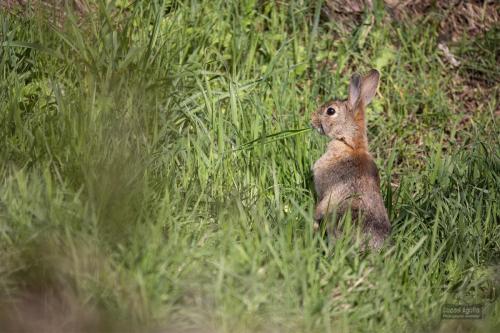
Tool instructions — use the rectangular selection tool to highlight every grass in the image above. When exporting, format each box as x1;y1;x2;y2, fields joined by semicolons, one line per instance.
0;1;499;332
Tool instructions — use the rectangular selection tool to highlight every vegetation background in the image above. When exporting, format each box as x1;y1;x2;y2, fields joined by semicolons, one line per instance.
0;0;498;332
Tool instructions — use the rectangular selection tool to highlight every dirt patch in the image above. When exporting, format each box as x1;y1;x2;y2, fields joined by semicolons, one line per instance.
323;0;499;41
1;0;92;27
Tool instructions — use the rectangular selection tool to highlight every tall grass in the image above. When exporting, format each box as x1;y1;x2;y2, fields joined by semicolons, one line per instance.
0;1;498;332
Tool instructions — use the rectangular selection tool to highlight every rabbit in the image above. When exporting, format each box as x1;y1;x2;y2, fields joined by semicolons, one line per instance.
310;69;390;250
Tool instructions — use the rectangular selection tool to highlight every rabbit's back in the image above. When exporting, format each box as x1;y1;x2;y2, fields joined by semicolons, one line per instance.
313;151;390;243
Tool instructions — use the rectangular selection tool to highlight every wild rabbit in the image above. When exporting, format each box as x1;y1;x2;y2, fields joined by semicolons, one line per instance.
311;69;390;250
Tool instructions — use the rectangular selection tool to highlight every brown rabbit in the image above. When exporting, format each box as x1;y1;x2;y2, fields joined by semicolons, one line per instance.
311;69;390;249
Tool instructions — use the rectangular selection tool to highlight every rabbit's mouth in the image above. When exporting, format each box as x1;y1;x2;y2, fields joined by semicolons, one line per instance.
310;120;324;135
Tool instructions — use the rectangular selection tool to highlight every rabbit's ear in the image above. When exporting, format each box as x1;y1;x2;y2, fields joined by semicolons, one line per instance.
348;73;362;109
360;69;380;107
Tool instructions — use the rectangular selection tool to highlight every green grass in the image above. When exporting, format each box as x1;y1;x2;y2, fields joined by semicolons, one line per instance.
0;1;499;332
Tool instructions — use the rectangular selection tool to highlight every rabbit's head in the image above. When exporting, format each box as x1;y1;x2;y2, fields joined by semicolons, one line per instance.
311;69;380;143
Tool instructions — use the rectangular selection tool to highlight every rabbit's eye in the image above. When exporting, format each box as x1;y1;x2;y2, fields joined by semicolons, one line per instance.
326;107;336;116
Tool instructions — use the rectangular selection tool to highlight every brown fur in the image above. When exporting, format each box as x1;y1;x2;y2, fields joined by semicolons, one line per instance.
311;69;390;250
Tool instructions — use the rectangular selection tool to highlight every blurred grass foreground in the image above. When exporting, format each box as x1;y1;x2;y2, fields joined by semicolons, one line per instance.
0;1;499;332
